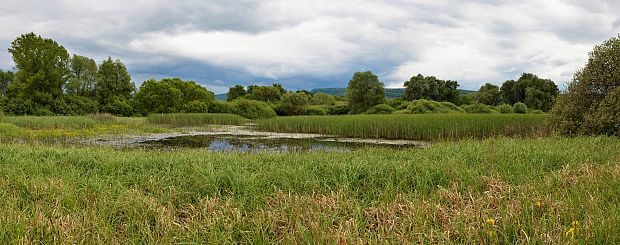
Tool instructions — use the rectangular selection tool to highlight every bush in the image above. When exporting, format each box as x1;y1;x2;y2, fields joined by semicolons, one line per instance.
305;105;327;115
0;123;22;138
4;97;37;115
229;99;277;119
182;100;209;113
528;109;544;114
327;102;350;115
365;104;396;114
513;102;528;114
101;96;135;116
461;103;496;114
64;95;99;115
407;99;463;114
208;101;233;114
496;104;513;114
549;35;620;136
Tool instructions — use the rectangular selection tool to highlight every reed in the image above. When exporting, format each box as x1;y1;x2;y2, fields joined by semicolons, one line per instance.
147;113;248;127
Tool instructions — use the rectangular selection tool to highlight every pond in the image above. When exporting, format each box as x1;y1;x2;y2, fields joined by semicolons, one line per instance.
138;134;417;153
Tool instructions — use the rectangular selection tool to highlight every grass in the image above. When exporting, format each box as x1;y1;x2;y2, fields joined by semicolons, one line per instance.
147;113;249;127
256;114;548;140
0;137;620;243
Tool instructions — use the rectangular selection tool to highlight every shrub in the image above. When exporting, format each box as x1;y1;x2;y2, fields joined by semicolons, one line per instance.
101;96;135;116
365;104;396;114
280;92;309;116
0;123;22;138
327;102;350;115
64;95;99;115
182;100;209;113
461;103;496;114
4;97;37;115
229;99;277;119
305;105;327;115
496;104;513;114
407;99;463;114
208;101;233;114
549;35;620;136
513;102;528;114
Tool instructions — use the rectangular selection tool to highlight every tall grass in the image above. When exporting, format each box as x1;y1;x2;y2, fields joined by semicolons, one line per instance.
0;137;619;243
147;113;248;127
0;116;101;129
256;114;548;140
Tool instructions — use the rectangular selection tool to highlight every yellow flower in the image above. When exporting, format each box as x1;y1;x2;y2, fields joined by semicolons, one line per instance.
486;218;495;226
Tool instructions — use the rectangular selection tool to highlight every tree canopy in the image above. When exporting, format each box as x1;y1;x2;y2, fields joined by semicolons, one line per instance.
476;83;501;105
500;73;558;111
346;71;385;114
402;74;459;104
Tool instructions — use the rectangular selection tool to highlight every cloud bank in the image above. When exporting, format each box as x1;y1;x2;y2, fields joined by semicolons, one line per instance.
1;0;618;93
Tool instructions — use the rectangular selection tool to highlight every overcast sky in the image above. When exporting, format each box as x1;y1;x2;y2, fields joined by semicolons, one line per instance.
1;0;619;93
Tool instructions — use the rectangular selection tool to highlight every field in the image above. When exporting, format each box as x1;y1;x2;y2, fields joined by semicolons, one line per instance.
0;113;619;243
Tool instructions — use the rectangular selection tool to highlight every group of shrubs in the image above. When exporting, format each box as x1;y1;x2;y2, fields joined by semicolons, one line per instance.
373;99;537;115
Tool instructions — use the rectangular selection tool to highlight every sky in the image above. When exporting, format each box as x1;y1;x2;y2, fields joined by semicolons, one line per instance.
0;0;619;94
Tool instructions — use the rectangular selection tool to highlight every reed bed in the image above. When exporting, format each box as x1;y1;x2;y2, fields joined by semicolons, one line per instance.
0;137;619;243
147;113;248;127
256;114;548;140
0;115;101;129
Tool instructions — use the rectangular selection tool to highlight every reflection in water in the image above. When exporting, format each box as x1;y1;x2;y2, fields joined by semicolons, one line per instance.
140;135;406;153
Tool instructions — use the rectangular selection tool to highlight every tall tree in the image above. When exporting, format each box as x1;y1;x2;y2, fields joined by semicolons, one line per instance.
8;32;70;102
476;83;501;105
95;57;134;105
66;54;98;97
402;74;459;103
0;69;14;97
280;92;309;116
549;35;620;135
500;73;558;111
227;85;246;101
346;71;385;114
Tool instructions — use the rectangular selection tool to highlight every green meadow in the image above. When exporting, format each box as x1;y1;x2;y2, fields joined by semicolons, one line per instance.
0;113;619;243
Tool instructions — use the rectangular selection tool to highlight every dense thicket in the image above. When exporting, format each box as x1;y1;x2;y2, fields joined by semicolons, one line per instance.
402;74;460;104
549;35;620;136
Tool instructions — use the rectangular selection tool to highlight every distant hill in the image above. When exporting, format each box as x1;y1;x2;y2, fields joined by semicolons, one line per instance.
215;87;475;101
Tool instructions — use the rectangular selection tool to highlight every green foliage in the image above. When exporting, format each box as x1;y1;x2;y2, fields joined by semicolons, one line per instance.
4;97;37;115
476;83;501;105
229;99;277;119
304;105;328;115
245;85;283;102
496;104;513;114
402;74;460;104
0;116;99;129
365;104;396;114
310;93;336;105
406;99;463;114
95;57;134;106
500;73;558;111
327;102;350;115
135;79;182;114
65;55;98;98
208;100;234;114
513;102;528;114
0;69;14;97
182;101;209;113
8;33;69;101
147;113;247;127
280;92;309;116
256;114;547;141
101;96;134;116
461;103;496;114
346;71;385;114
227;85;246;101
549;35;620;136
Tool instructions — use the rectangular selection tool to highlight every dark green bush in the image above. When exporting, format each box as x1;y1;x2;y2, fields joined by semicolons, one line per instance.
229;99;277;119
305;105;328;115
182;100;209;113
101;96;135;116
208;101;233;114
327;102;350;115
461;103;496;114
496;104;513;114
365;104;396;114
513;102;528;114
407;99;463;114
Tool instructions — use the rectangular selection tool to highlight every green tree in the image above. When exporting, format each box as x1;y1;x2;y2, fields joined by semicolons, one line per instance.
500;73;558;111
346;71;385;114
0;69;14;97
95;57;134;106
280;92;309;116
476;83;501;105
549;35;620;135
310;92;336;105
8;33;70;102
227;85;246;101
402;74;459;103
245;85;282;102
66;55;98;97
134;79;181;114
